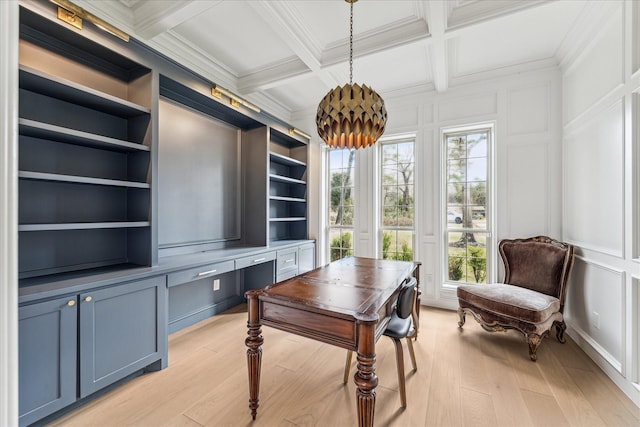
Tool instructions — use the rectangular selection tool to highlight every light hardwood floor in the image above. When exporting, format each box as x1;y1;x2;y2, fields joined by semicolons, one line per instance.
49;305;639;427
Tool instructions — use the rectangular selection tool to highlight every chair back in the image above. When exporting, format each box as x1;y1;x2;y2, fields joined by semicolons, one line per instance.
396;277;417;320
499;236;575;310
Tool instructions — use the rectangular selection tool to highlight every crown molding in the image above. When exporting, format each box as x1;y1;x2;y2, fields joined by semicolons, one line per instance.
147;30;237;89
237;57;311;93
447;0;548;31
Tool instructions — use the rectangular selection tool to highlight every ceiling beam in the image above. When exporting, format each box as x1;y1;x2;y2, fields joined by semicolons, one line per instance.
424;1;448;93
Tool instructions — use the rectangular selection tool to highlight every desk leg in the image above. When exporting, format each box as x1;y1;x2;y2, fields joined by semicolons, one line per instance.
245;291;263;420
354;321;377;427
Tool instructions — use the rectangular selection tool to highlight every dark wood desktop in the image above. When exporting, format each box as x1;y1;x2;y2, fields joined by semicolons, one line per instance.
245;256;419;427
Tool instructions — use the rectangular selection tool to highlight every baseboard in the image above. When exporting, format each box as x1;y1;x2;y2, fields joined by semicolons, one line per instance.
566;323;640;408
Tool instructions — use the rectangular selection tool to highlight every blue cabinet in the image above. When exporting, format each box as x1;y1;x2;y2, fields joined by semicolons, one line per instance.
79;277;167;397
19;277;167;426
19;296;77;427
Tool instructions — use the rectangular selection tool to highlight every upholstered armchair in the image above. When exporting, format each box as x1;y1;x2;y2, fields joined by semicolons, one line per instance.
457;236;575;361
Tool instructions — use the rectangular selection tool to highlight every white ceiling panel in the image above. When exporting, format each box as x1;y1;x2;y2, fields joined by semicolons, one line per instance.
452;1;585;77
345;41;432;93
74;0;591;122
171;1;296;77
290;0;421;48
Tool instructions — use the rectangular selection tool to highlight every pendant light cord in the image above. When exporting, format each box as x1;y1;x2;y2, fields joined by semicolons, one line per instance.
349;1;353;86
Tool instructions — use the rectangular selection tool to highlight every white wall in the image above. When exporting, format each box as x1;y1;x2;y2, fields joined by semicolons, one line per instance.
561;0;640;407
298;66;563;310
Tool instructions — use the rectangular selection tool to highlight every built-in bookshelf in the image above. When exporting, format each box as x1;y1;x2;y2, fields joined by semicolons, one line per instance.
18;54;152;281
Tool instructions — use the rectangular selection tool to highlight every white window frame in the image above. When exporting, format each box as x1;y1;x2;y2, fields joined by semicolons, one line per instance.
377;135;416;261
325;147;357;263
441;123;496;287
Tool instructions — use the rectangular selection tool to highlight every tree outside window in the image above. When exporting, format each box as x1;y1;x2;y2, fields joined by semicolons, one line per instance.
328;149;355;261
445;127;491;284
381;140;415;261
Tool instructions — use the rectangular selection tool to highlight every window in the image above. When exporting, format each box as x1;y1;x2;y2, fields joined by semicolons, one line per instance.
380;138;415;261
444;125;492;285
327;149;356;261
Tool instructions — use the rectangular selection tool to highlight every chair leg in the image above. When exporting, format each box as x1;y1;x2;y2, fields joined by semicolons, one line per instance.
343;350;353;384
406;337;417;372
526;333;542;362
457;307;466;327
391;337;407;408
555;321;567;343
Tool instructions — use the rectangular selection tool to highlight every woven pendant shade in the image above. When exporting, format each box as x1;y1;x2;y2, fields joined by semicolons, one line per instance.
316;83;387;149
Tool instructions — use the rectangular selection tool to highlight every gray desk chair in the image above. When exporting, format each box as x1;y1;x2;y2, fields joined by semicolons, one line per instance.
343;277;418;408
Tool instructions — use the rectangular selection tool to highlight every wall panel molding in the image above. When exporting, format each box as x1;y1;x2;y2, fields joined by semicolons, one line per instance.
505;142;550;237
567;256;625;374
564;99;625;257
563;3;624;125
507;83;550;135
632;276;639;389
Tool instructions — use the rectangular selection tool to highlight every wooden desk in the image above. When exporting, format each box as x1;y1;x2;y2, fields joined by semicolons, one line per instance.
245;256;418;427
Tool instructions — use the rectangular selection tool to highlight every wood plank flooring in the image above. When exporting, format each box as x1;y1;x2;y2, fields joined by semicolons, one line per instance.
48;305;639;427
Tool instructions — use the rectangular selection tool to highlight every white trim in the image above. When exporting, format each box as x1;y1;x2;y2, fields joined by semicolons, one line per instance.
440;122;496;288
0;1;19;425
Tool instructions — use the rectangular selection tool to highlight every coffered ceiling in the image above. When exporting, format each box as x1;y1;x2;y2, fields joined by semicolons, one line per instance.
70;0;593;123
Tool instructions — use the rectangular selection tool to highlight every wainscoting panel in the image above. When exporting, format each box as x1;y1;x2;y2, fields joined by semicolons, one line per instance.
567;256;625;373
507;84;550;135
564;100;624;257
563;3;624;123
505;143;550;238
438;92;497;122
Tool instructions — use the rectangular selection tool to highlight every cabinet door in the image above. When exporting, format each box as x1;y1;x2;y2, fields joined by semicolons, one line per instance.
298;243;316;274
79;276;166;397
19;297;77;427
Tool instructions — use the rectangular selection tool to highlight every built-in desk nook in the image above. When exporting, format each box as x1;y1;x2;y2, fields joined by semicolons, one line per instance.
16;2;314;426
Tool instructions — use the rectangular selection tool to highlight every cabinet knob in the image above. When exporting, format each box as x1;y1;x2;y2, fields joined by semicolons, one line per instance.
67;300;76;307
84;296;93;302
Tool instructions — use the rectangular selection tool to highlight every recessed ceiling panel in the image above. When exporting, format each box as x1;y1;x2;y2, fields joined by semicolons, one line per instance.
265;75;329;113
289;0;420;49
452;1;584;77
171;1;296;77
333;41;431;95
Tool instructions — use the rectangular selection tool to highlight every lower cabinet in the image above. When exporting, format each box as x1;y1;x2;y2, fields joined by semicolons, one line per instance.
298;242;315;275
276;247;299;281
79;277;167;397
19;296;77;427
276;242;316;282
19;276;167;426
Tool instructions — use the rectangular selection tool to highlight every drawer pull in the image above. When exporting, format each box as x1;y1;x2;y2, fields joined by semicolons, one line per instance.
284;259;294;263
197;269;217;277
253;258;266;263
67;300;76;307
84;296;92;303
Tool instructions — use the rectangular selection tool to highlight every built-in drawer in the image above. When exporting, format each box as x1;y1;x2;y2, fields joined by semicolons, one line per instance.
235;251;276;270
277;248;298;277
276;268;298;282
167;260;235;287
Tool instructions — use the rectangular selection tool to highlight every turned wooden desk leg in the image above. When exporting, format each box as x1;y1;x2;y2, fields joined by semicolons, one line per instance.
245;291;263;420
354;320;377;427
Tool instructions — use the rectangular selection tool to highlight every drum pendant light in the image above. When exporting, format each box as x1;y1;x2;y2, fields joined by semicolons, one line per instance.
315;0;387;150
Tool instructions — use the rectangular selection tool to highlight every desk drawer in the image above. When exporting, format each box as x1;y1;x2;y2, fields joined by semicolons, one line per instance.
235;251;276;270
167;260;235;287
277;248;298;275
